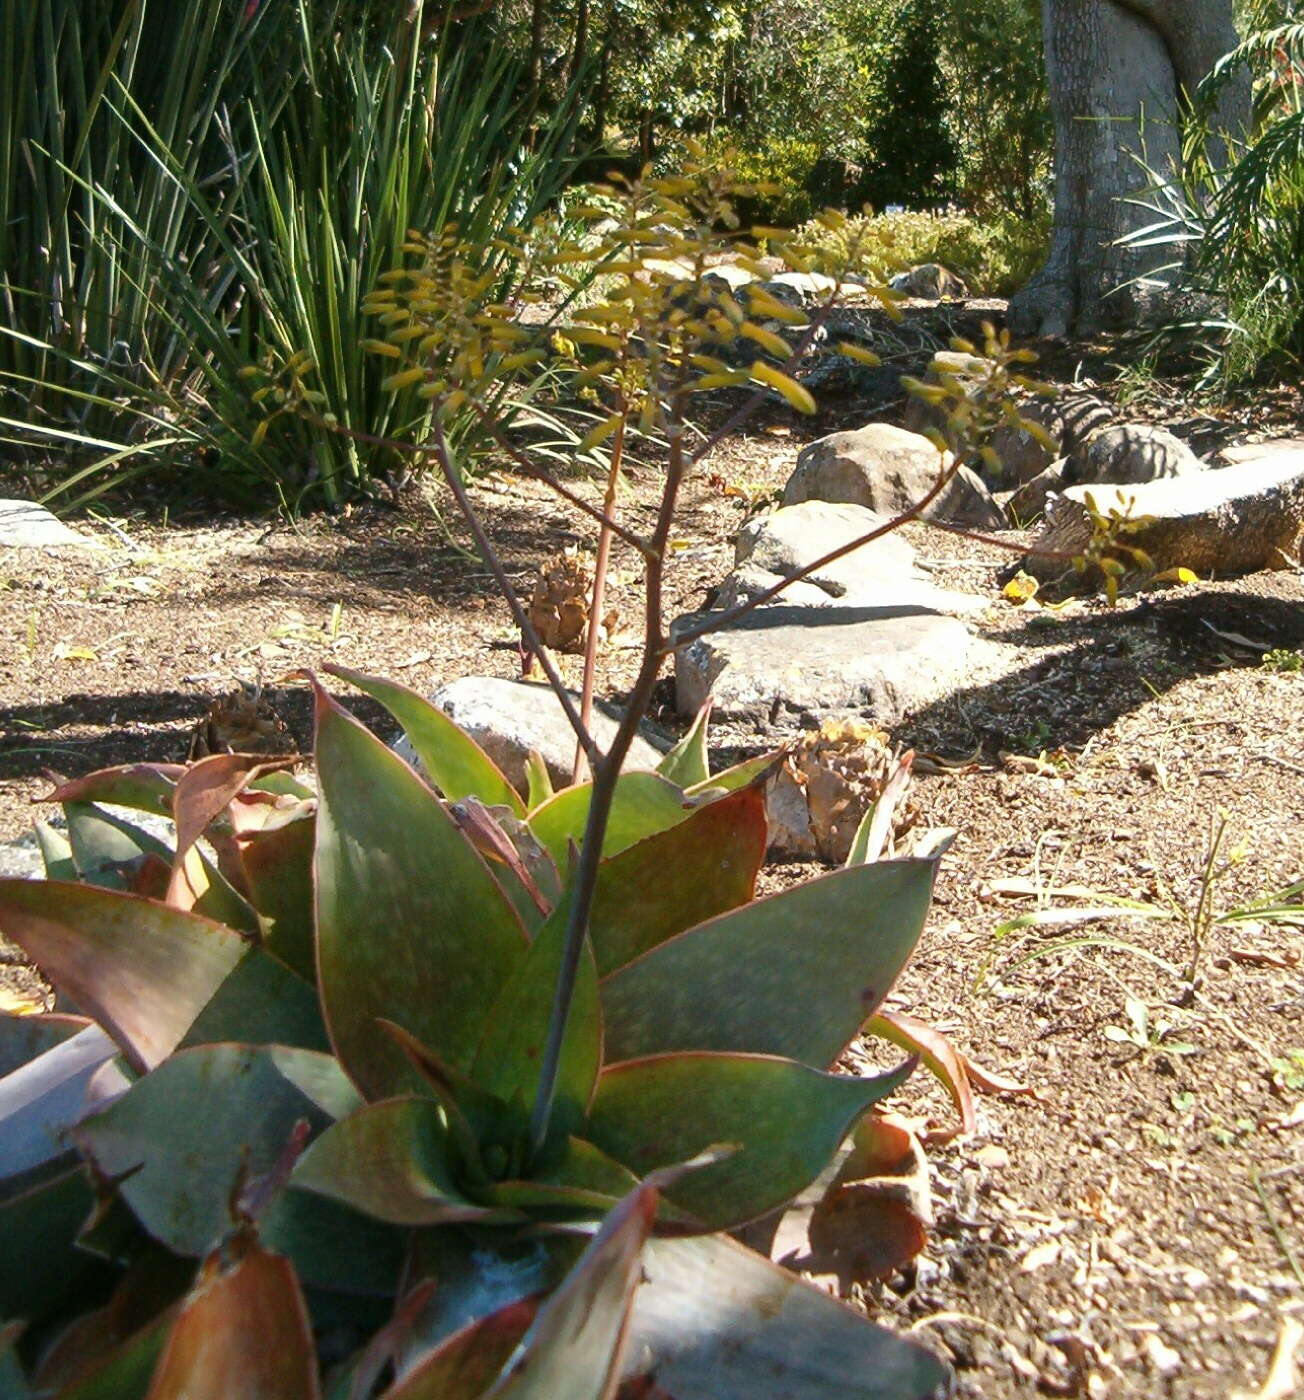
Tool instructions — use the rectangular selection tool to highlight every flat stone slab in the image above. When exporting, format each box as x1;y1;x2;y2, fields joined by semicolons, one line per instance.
713;562;988;617
735;501;918;596
673;604;998;725
1026;451;1304;581
0;500;96;549
396;676;669;793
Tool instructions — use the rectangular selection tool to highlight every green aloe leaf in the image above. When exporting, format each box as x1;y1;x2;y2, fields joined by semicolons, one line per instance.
586;1052;914;1230
587;784;767;976
325;664;525;817
380;1298;537;1400
470;903;602;1147
293;1097;516;1228
179;948;328;1055
42;764;186;819
528;772;693;867
65;803;174;890
312;682;528;1098
0;879;249;1073
525;750;553;811
234;808;317;982
656;699;712;788
77;1045;361;1259
147;1242;319;1400
600;859;936;1068
684;750;778;798
0;1168;108;1322
479;1180;659;1400
35;822;77;880
623;1232;951;1398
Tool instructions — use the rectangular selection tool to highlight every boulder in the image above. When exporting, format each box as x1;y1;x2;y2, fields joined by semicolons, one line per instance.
1023;451;1304;582
987;398;1062;487
735;501;917;597
888;263;968;300
1062;423;1202;487
1217;437;1304;467
395;677;668;793
673;603;1001;726
0;500;97;549
712;560;986;617
783;423;1007;529
1006;459;1066;524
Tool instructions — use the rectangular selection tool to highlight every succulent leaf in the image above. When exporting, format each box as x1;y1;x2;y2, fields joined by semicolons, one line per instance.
312;682;528;1098
326;664;525;817
293;1097;518;1228
528;772;692;866
599;859;936;1068
586;784;767;977
469;904;602;1151
623;1232;951;1398
146;1242;319;1400
0;879;254;1073
587;1052;915;1230
655;699;712;788
76;1044;361;1258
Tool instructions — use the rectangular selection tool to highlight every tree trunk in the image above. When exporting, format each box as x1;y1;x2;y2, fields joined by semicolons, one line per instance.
1010;0;1246;337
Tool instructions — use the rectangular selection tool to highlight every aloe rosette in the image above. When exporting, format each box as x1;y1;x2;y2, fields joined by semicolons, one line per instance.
0;667;949;1398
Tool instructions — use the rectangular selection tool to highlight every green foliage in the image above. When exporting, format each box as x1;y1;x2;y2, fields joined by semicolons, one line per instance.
860;0;958;209
0;675;946;1395
1262;646;1304;672
797;207;1050;296
0;0;575;510
1126;20;1304;386
941;0;1051;219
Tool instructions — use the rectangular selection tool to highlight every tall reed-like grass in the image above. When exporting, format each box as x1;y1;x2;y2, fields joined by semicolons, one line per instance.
1;0;577;510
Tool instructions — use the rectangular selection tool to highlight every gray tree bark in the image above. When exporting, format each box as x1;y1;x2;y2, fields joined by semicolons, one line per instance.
1009;0;1246;337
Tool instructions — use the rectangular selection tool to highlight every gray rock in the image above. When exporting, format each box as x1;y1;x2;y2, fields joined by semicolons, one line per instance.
988;398;1062;487
1217;437;1304;467
735;502;917;597
1024;451;1304;582
0;500;97;549
763;271;839;304
0;833;43;880
398;677;669;793
713;560;987;618
672;604;1000;725
1063;423;1203;487
888;263;968;300
783;423;1007;529
701;264;757;291
1007;459;1067;524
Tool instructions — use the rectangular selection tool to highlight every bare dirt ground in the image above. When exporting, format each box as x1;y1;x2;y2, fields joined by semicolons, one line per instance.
1;348;1302;1397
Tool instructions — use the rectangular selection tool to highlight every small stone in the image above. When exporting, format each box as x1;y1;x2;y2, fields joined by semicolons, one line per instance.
888;263;969;301
0;500;98;549
1143;1333;1181;1375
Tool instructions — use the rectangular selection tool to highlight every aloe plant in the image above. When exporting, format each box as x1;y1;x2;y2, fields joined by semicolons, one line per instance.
0;670;948;1396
